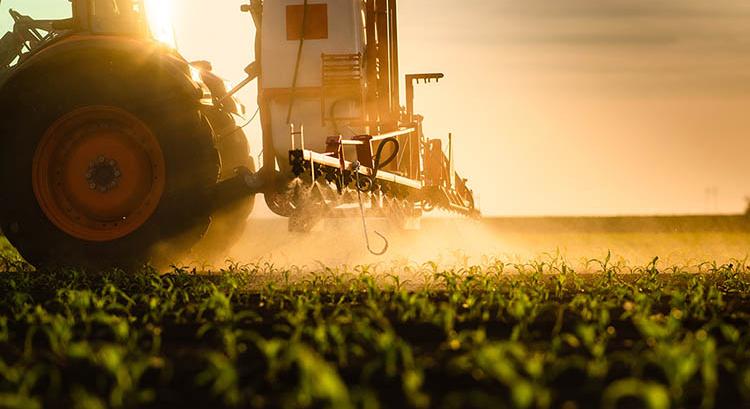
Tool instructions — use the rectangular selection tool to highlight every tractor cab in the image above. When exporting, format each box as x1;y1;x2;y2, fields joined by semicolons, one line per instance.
75;0;150;35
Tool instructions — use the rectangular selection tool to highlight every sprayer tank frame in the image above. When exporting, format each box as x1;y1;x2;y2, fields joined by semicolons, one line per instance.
252;0;405;173
245;0;478;218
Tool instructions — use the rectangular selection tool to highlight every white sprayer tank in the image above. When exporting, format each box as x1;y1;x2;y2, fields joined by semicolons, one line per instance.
261;0;366;170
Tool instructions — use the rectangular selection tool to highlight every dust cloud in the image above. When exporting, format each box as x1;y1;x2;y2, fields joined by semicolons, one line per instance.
225;216;500;268
185;210;750;274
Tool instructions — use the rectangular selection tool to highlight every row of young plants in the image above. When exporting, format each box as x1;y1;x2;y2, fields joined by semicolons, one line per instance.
1;257;750;408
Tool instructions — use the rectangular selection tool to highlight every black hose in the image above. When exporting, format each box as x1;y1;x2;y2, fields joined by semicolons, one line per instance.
286;0;309;124
370;137;400;188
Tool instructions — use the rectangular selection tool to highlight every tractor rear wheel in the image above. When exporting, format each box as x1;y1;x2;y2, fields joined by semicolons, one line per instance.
0;48;220;270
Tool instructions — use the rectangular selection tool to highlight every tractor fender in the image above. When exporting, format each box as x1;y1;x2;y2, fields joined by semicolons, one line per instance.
1;34;203;100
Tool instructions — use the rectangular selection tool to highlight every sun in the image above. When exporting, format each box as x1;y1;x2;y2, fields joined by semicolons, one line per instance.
144;0;176;48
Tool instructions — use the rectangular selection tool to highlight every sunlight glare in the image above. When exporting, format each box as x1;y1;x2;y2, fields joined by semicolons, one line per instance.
144;0;176;48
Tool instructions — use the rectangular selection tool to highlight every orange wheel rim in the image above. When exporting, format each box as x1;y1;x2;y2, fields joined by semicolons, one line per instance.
32;106;166;242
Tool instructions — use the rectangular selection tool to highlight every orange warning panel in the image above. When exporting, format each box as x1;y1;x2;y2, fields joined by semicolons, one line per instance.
286;4;328;40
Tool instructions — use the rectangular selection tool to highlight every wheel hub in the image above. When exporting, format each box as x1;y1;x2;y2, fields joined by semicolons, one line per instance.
32;106;166;242
86;155;122;193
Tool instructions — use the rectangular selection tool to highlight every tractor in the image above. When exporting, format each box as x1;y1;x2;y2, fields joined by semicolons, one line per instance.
0;0;477;269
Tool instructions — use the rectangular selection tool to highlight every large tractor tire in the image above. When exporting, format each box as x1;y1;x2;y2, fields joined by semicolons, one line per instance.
0;43;220;270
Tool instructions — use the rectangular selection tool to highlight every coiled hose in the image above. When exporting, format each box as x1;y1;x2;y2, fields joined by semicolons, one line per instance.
356;137;400;192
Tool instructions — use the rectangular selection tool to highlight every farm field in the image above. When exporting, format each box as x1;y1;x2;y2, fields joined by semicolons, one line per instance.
2;0;749;407
1;216;750;408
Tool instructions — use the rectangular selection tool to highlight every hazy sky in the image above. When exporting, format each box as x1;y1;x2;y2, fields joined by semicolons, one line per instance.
3;0;750;216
